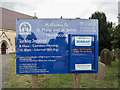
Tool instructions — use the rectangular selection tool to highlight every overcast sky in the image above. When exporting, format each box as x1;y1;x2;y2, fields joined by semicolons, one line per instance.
1;0;119;25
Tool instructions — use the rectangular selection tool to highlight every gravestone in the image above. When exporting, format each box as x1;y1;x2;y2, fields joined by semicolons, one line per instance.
115;48;120;60
110;50;113;61
110;50;115;61
100;48;112;66
91;62;105;80
118;49;120;60
113;56;116;61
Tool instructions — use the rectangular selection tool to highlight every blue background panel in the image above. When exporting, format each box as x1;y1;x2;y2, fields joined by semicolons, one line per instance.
16;19;98;74
69;34;98;73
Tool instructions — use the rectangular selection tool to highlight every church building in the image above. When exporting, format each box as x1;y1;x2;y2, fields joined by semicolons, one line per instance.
0;7;33;54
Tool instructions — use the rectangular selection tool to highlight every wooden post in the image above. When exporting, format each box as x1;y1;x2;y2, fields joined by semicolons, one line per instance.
32;74;38;88
74;74;81;88
32;14;38;89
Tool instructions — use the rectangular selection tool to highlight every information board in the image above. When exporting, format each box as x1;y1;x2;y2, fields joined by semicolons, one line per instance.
16;19;98;74
69;34;97;73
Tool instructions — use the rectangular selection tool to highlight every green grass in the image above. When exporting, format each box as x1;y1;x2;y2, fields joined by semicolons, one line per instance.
7;55;119;88
80;60;118;88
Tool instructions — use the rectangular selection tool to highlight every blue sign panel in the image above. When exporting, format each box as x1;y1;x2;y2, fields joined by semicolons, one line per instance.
16;19;98;74
69;34;98;73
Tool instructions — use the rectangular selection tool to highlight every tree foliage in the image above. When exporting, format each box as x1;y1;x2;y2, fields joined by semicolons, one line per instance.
89;11;112;53
112;25;120;49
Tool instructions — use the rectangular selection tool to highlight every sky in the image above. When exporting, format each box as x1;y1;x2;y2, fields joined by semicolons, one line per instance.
0;0;119;25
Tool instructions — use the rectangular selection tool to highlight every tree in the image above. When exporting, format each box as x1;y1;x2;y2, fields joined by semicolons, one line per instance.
118;14;120;24
112;25;120;49
89;11;112;54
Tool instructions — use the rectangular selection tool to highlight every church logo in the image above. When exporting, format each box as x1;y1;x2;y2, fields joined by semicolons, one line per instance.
19;22;32;35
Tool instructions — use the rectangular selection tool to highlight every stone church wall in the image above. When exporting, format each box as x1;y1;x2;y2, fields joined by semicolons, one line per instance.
0;29;16;54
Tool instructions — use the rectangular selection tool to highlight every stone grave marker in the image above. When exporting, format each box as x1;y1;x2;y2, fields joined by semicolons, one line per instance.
110;50;115;61
100;48;112;66
115;48;120;60
118;49;120;60
91;62;105;80
110;50;113;61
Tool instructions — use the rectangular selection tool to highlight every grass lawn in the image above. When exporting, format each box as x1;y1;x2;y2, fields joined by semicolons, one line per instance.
7;54;119;88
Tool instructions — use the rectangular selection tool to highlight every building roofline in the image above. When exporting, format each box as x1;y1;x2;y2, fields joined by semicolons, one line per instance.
0;7;33;18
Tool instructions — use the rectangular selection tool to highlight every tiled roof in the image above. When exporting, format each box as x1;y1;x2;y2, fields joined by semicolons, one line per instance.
0;7;33;30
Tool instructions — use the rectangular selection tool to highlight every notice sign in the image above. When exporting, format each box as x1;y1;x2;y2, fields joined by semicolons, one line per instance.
75;64;92;70
75;36;91;46
16;19;98;74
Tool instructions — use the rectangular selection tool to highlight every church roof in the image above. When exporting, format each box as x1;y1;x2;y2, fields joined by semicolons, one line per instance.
0;7;33;30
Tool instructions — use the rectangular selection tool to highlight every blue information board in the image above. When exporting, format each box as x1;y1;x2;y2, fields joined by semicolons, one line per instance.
16;19;98;74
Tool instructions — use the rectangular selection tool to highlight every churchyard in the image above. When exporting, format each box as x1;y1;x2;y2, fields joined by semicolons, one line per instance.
6;48;119;88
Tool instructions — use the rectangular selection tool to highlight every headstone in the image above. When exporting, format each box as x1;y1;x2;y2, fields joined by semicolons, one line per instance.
118;49;120;60
91;62;105;80
110;50;115;61
110;50;114;61
100;48;112;66
113;56;116;61
115;48;120;60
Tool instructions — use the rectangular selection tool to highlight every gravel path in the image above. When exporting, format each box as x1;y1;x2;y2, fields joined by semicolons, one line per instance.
1;54;13;88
